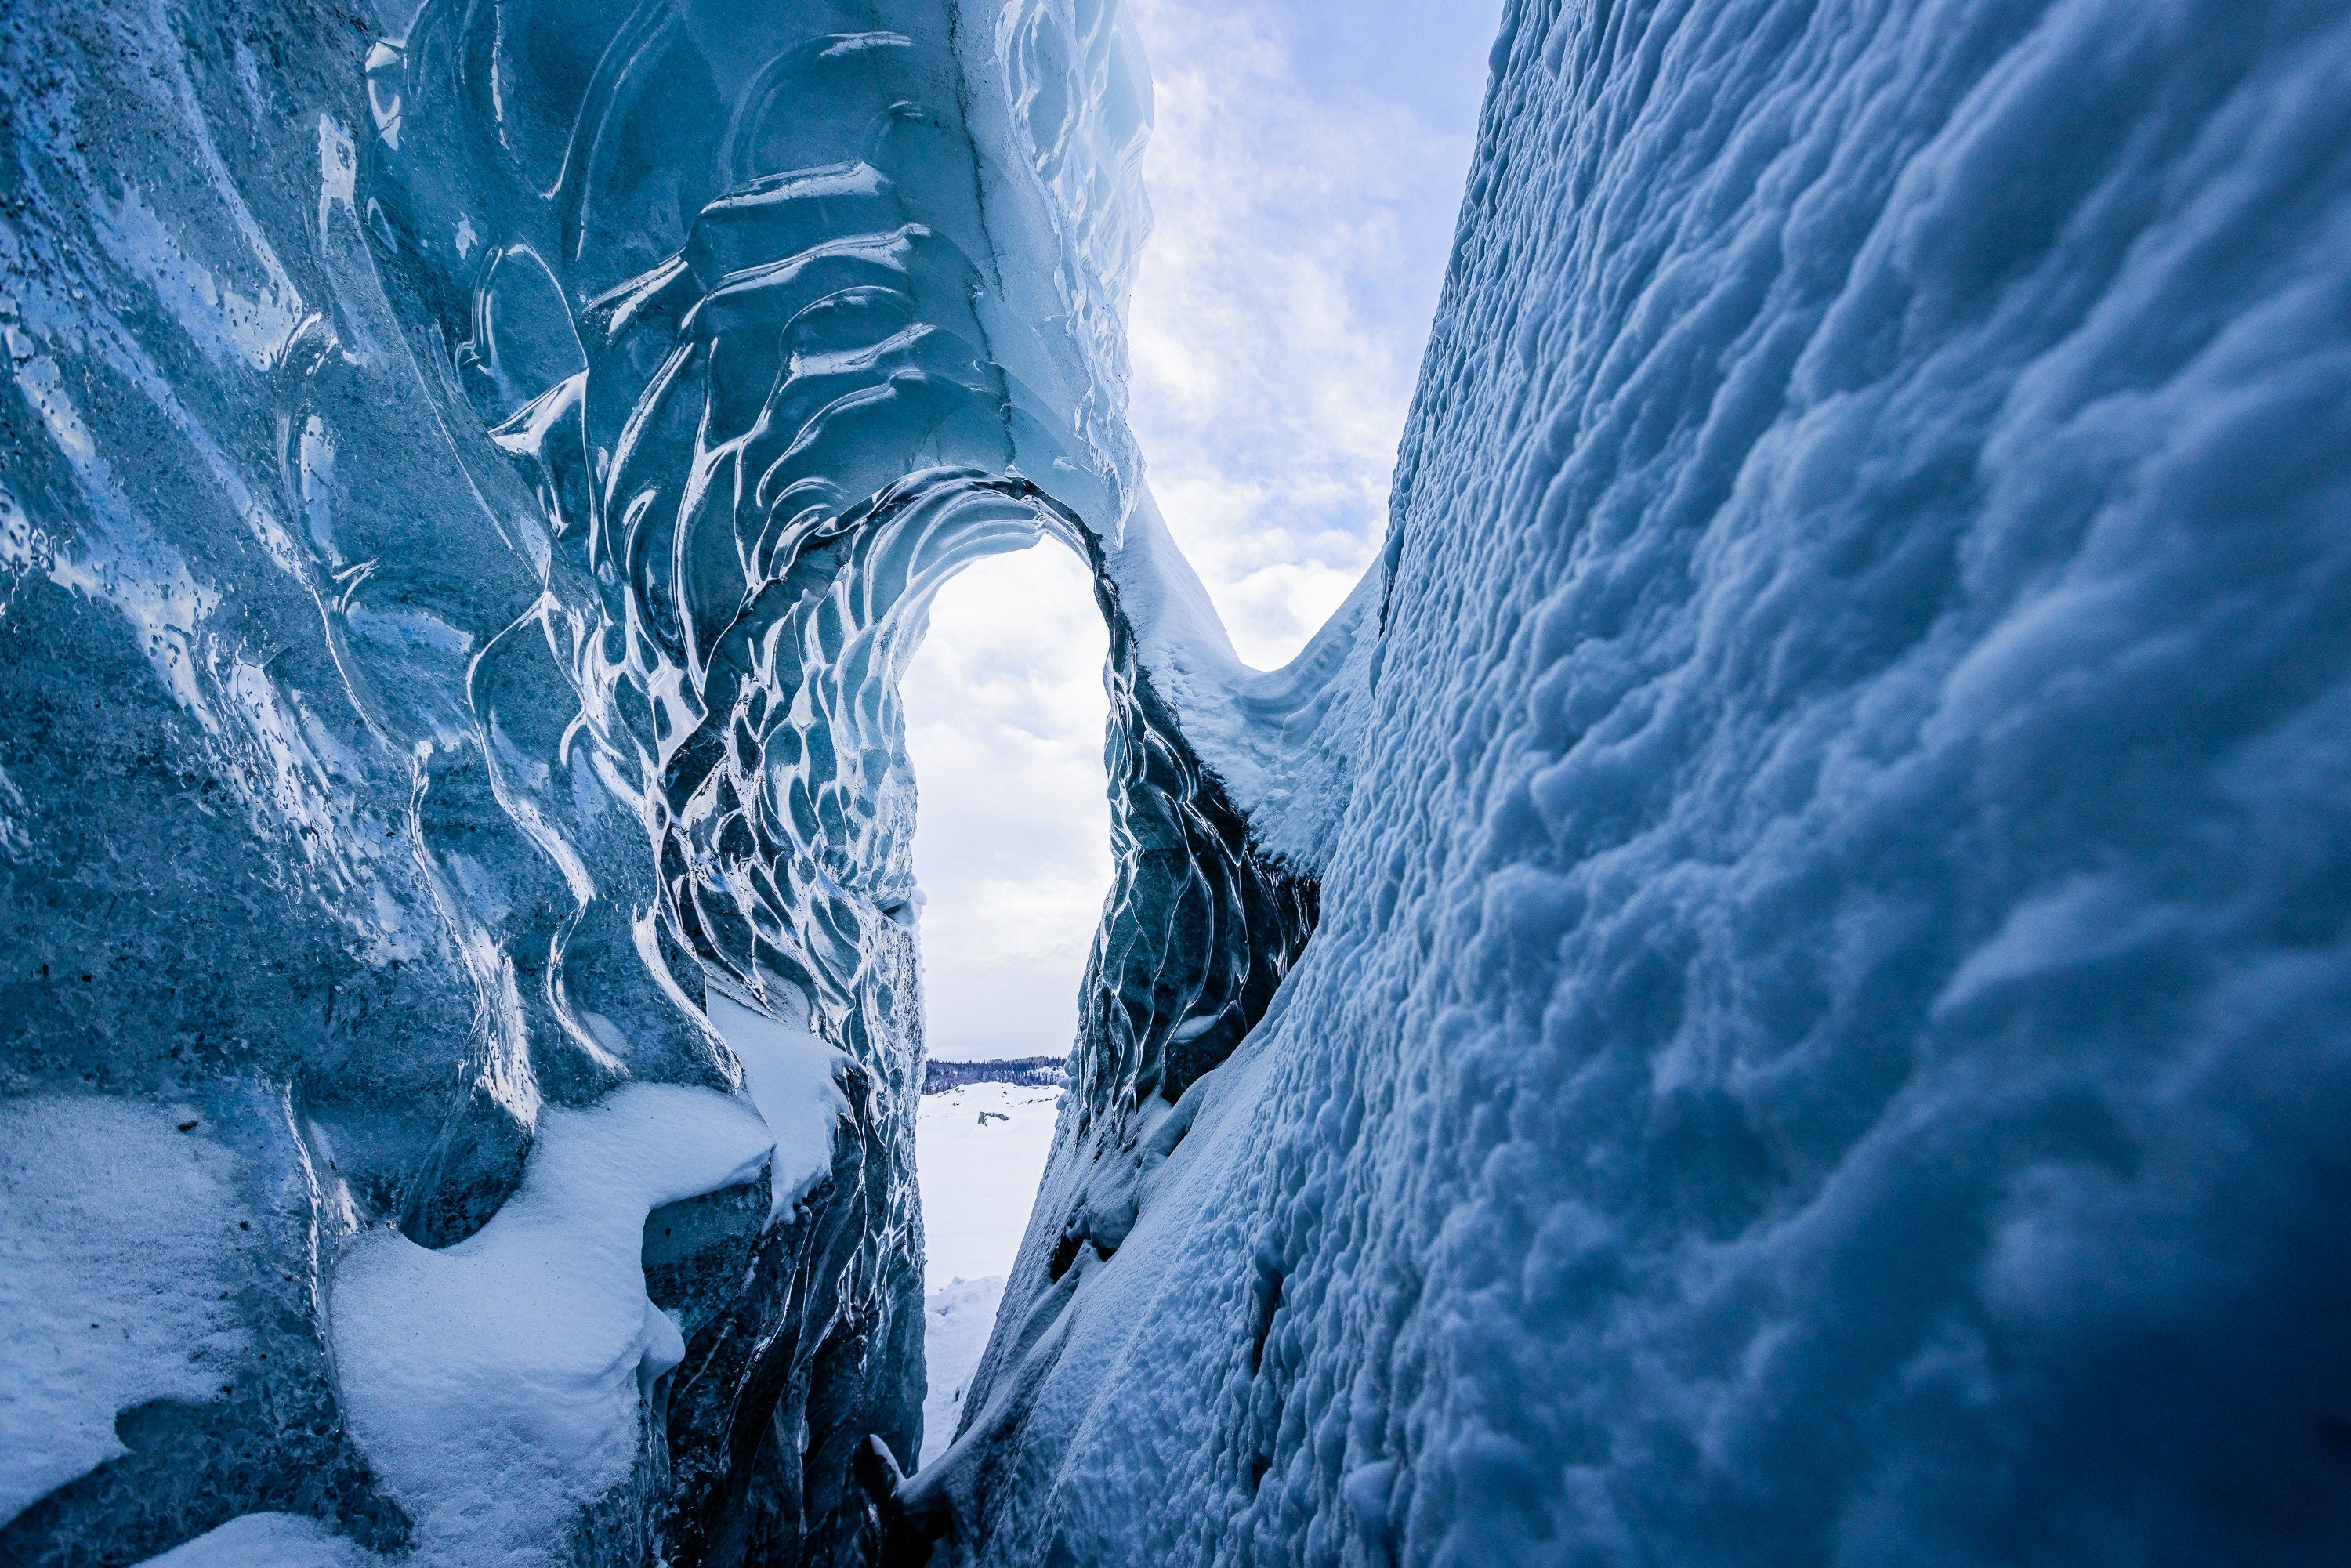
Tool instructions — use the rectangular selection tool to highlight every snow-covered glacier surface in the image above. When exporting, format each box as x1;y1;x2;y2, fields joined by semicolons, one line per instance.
920;2;2351;1565
6;0;2350;1565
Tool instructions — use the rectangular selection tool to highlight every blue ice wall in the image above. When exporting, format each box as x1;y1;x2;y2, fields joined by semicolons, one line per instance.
926;2;2351;1563
0;2;1280;1564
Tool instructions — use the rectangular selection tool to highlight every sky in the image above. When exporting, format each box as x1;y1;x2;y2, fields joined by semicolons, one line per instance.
902;0;1502;1061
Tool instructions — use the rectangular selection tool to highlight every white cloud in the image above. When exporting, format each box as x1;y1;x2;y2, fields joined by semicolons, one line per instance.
1124;0;1487;667
903;546;1111;1061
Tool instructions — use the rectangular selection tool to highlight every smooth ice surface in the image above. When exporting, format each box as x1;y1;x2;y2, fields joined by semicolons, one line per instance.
330;1086;771;1565
0;1099;248;1520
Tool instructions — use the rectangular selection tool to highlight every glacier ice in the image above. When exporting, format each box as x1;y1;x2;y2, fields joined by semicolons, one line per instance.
0;0;1311;1561
914;2;2351;1565
4;0;2350;1563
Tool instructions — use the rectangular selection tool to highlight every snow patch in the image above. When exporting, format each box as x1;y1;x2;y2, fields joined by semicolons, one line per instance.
919;1275;1006;1467
328;1085;771;1565
134;1512;381;1566
0;1097;249;1523
707;993;851;1219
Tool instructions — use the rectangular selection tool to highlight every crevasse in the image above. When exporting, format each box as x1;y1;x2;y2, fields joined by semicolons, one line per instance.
6;1;2351;1566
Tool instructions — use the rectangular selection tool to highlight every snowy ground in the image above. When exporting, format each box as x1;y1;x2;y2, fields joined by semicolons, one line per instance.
915;1081;1063;1465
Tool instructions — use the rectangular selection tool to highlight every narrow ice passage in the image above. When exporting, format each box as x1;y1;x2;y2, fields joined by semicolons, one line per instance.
897;545;1109;1465
6;1;2351;1565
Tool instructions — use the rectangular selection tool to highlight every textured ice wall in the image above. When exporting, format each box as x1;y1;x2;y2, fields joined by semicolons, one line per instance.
922;1;2351;1563
0;0;1324;1563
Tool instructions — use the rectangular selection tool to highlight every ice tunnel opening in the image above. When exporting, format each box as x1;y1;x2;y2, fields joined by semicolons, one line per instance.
897;541;1111;1466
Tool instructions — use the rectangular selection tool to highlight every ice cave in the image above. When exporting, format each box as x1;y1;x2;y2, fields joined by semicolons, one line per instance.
3;0;2349;1564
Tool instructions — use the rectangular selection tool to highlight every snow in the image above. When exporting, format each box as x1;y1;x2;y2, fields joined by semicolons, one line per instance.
134;1512;379;1567
918;1276;1007;1468
915;1081;1064;1462
706;993;850;1219
916;1082;1064;1291
0;1097;250;1523
328;1085;772;1566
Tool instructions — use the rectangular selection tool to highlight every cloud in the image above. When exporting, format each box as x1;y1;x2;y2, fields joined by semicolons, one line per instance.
1124;0;1491;667
903;546;1111;1060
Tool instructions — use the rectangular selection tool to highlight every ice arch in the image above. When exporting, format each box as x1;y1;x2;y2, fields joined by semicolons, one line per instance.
352;0;1327;1560
0;0;1341;1563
